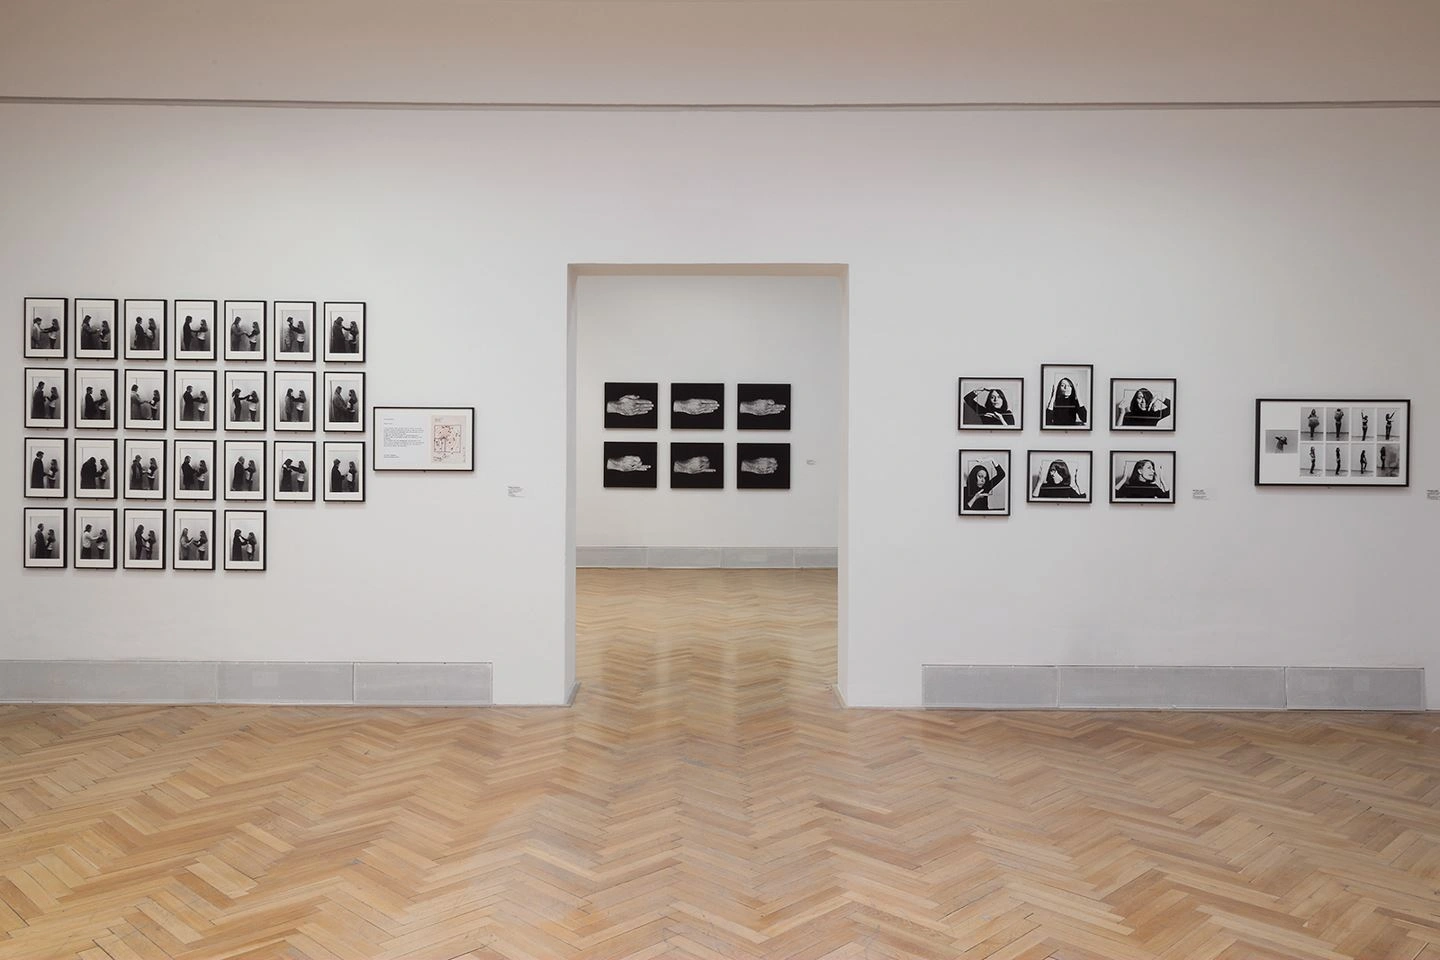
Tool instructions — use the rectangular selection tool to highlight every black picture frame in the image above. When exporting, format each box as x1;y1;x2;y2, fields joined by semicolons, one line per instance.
604;382;658;429
1110;377;1177;432
958;378;1023;431
123;368;167;430
173;438;218;502
1110;450;1177;504
274;440;317;502
121;298;167;361
223;440;267;502
669;442;724;489
670;383;725;430
737;383;792;431
23;506;67;568
24;297;67;359
73;367;119;431
172;369;218;431
172;508;216;571
736;442;791;489
76;298;120;360
73;437;118;501
123;438;166;500
323;441;366;502
371;407;474;471
959;449;1011;516
24;367;68;429
273;370;317;432
323;301;366;362
1254;398;1410;487
74;507;118;570
1026;450;1093;504
24;436;67;499
122;508;166;570
321;370;365;433
223;510;267;571
174;299;218;361
223;370;266;431
1039;363;1094;432
273;300;317;362
223;300;267;361
603;441;658;488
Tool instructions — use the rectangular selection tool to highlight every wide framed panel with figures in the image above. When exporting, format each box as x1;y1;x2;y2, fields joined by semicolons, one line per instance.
1255;399;1409;487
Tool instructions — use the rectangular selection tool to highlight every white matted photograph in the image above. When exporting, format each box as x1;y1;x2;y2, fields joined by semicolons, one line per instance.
1110;451;1176;504
1111;378;1176;431
323;441;365;502
958;449;1010;516
122;298;166;361
173;509;216;570
24;367;67;429
123;438;166;500
224;300;266;360
25;297;67;359
173;369;217;430
173;439;216;501
958;378;1023;430
174;299;217;361
224;370;266;431
74;507;117;569
1027;450;1092;503
274;370;316;431
323;301;366;362
123;508;165;569
76;298;119;360
224;440;266;501
124;369;166;429
73;437;118;500
1040;363;1093;431
1255;399;1409;487
322;371;365;432
74;368;119;430
274;440;315;501
224;510;267;571
24;437;66;499
24;506;67;568
274;301;316;362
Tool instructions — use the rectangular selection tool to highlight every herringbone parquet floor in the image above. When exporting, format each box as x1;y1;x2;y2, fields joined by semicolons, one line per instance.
2;569;1439;959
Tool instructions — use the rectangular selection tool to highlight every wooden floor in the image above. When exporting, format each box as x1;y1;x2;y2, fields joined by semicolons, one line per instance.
2;570;1439;959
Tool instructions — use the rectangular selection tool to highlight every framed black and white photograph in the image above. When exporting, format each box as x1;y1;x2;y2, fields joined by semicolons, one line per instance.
124;369;166;430
1027;450;1093;503
223;370;266;431
74;508;117;569
24;507;66;568
1110;451;1177;504
24;437;66;499
323;441;365;502
73;437;118;500
25;297;67;359
736;442;791;490
274;301;316;362
322;371;365;432
174;299;217;361
173;369;217;431
737;383;791;431
173;439;216;501
604;382;658;429
603;441;658;488
669;442;724;489
274;370;316;432
224;440;266;502
76;298;119;360
123;438;165;500
1255;399;1409;487
372;407;474;471
224;510;267;571
74;368;119;430
1111;378;1176;432
959;450;1011;516
323;301;366;362
670;383;724;430
173;508;216;571
958;378;1023;430
25;367;67;429
274;440;315;501
121;298;166;361
224;300;266;361
1040;363;1093;431
123;508;165;570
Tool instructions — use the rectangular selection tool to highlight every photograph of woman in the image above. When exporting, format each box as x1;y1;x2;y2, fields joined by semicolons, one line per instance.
223;300;266;361
75;299;119;360
224;440;266;502
173;510;215;570
123;439;165;500
321;372;366;433
222;372;265;431
274;301;316;361
1040;364;1092;431
172;370;217;431
120;298;165;360
24;508;66;568
24;438;65;498
323;441;366;502
174;300;217;360
958;450;1010;516
174;440;216;501
274;371;316;431
274;441;316;502
958;378;1022;430
1111;452;1176;504
323;301;366;362
1111;378;1175;431
123;509;165;570
124;370;166;430
25;368;67;429
1306;408;1321;441
1027;451;1092;503
25;298;66;359
75;509;117;569
224;511;267;571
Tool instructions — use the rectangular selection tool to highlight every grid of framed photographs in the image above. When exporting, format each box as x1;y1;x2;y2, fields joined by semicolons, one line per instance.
1254;399;1409;487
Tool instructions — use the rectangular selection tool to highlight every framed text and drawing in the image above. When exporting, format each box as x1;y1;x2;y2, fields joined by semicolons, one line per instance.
373;406;474;471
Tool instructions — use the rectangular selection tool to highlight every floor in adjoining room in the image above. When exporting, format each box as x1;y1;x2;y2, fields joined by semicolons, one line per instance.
1;568;1439;959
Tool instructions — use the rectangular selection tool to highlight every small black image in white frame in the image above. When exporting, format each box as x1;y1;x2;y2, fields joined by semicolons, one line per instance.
173;508;216;571
323;441;365;502
670;442;724;489
958;378;1023;430
25;367;67;429
737;383;791;431
24;437;67;499
1040;364;1093;432
323;301;366;362
173;369;218;431
736;442;791;490
322;371;366;433
123;438;166;500
24;506;67;568
173;438;217;501
121;298;167;361
74;507;117;570
224;300;266;361
224;510;267;571
274;370;317;432
124;369;167;430
1027;450;1092;503
959;449;1011;516
73;437;118;500
1110;451;1176;504
1111;378;1176;432
224;440;266;502
25;297;67;359
74;368;119;431
670;383;724;430
274;300;317;362
223;370;266;431
123;508;165;570
274;440;316;501
604;382;659;429
603;441;658;488
76;298;120;360
174;299;218;361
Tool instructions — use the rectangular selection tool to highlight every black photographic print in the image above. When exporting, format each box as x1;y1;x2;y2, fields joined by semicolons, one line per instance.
224;510;267;571
73;437;118;500
76;298;119;360
1111;378;1176;432
736;442;791;490
123;438;166;500
604;382;658;429
74;368;119;430
173;369;217;431
24;437;67;499
224;300;266;361
1040;363;1093;431
174;299;217;361
322;371;365;433
323;301;366;362
121;298;166;361
958;449;1011;516
173;439;217;501
1110;451;1176;504
224;440;266;502
124;369;167;430
737;383;791;431
25;367;67;429
24;507;67;568
670;383;724;430
1027;450;1092;503
1255;399;1409;487
958;378;1023;430
123;508;165;570
223;370;266;431
25;297;67;359
274;440;316;502
74;508;117;570
173;508;216;571
274;370;316;432
669;442;724;490
274;300;317;362
603;441;658;488
323;441;365;502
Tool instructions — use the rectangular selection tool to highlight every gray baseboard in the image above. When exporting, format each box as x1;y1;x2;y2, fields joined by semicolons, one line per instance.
0;660;494;706
921;664;1426;711
576;545;837;568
